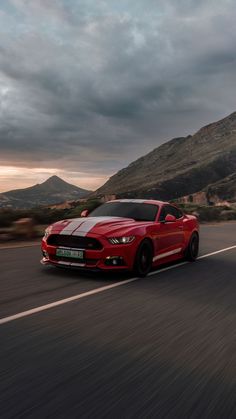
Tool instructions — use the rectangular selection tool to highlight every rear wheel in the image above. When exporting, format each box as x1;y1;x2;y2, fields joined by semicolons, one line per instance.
185;232;199;261
134;239;153;277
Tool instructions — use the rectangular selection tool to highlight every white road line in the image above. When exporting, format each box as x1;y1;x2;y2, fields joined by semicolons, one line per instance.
148;261;189;275
0;277;139;325
197;245;236;259
0;245;235;325
0;242;40;250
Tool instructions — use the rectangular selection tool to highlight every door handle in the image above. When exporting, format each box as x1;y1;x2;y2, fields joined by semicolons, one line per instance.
178;225;183;229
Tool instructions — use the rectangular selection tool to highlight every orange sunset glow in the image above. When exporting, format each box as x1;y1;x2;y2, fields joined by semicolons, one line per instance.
0;166;108;192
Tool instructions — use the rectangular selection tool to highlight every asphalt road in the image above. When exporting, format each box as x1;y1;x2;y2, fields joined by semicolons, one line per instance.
0;223;236;418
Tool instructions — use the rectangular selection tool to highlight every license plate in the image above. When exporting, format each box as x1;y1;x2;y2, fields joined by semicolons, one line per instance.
56;248;84;259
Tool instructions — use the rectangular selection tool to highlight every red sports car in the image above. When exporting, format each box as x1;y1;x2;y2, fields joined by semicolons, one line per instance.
41;199;199;276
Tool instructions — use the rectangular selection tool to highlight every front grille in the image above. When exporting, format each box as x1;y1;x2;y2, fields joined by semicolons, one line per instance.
47;234;103;250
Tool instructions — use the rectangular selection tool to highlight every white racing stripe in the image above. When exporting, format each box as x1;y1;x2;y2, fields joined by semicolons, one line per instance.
59;217;120;236
0;245;235;325
59;219;84;235
72;217;124;236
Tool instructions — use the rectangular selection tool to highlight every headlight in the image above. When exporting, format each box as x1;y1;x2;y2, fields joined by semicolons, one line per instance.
43;227;51;239
108;236;135;245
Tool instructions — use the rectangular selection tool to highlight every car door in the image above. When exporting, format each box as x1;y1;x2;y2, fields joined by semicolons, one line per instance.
154;205;185;261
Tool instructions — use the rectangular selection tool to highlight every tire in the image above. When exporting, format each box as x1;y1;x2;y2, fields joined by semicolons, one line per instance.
134;239;153;277
185;232;199;261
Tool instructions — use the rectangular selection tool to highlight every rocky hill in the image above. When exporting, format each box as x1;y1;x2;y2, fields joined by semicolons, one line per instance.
95;112;236;201
0;176;91;209
206;172;236;203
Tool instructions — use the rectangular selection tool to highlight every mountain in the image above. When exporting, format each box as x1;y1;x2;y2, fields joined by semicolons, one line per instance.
206;172;236;203
95;112;236;202
0;176;91;209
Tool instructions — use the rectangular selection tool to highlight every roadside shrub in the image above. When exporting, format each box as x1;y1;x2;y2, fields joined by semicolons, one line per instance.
0;200;102;228
220;210;236;221
0;209;29;227
174;203;236;222
197;206;222;222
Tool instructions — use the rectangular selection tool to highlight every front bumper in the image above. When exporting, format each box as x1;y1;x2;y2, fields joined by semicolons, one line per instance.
41;234;137;271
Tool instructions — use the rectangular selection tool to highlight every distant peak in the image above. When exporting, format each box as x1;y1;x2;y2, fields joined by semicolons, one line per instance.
43;175;65;184
47;175;62;181
39;175;90;193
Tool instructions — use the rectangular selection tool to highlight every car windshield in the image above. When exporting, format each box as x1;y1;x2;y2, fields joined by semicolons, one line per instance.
89;202;159;222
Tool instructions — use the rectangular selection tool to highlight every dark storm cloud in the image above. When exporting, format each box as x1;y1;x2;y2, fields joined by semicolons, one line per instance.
0;0;236;180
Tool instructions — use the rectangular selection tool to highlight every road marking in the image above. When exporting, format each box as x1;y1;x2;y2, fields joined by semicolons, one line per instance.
0;242;40;250
197;245;236;259
149;260;188;275
0;277;139;325
0;245;235;325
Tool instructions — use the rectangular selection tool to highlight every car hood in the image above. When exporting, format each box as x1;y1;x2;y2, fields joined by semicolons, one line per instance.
50;216;150;237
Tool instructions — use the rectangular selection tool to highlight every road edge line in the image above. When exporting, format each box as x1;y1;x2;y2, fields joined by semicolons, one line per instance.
197;245;236;259
0;245;236;325
0;242;40;250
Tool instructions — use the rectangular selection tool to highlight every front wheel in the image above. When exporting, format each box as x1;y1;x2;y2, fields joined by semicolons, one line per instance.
133;239;153;277
185;232;199;261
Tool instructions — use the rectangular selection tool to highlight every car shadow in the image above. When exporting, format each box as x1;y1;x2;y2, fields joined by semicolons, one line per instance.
40;264;134;282
40;257;189;283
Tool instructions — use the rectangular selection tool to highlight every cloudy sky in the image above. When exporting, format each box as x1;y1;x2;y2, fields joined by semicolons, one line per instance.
0;0;236;192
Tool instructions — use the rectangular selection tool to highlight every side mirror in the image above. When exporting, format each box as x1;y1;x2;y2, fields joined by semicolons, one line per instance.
81;209;89;217
164;214;176;223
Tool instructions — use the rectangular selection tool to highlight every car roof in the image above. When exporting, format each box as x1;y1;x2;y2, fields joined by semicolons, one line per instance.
107;199;168;206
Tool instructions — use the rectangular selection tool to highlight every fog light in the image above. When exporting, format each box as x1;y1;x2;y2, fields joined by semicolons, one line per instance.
42;250;49;258
105;256;125;266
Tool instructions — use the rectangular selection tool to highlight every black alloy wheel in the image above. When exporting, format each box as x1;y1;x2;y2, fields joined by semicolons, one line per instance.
134;239;153;277
185;232;199;261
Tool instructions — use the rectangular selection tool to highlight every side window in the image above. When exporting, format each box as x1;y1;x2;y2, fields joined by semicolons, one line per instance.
175;207;183;219
165;205;183;219
159;206;167;221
